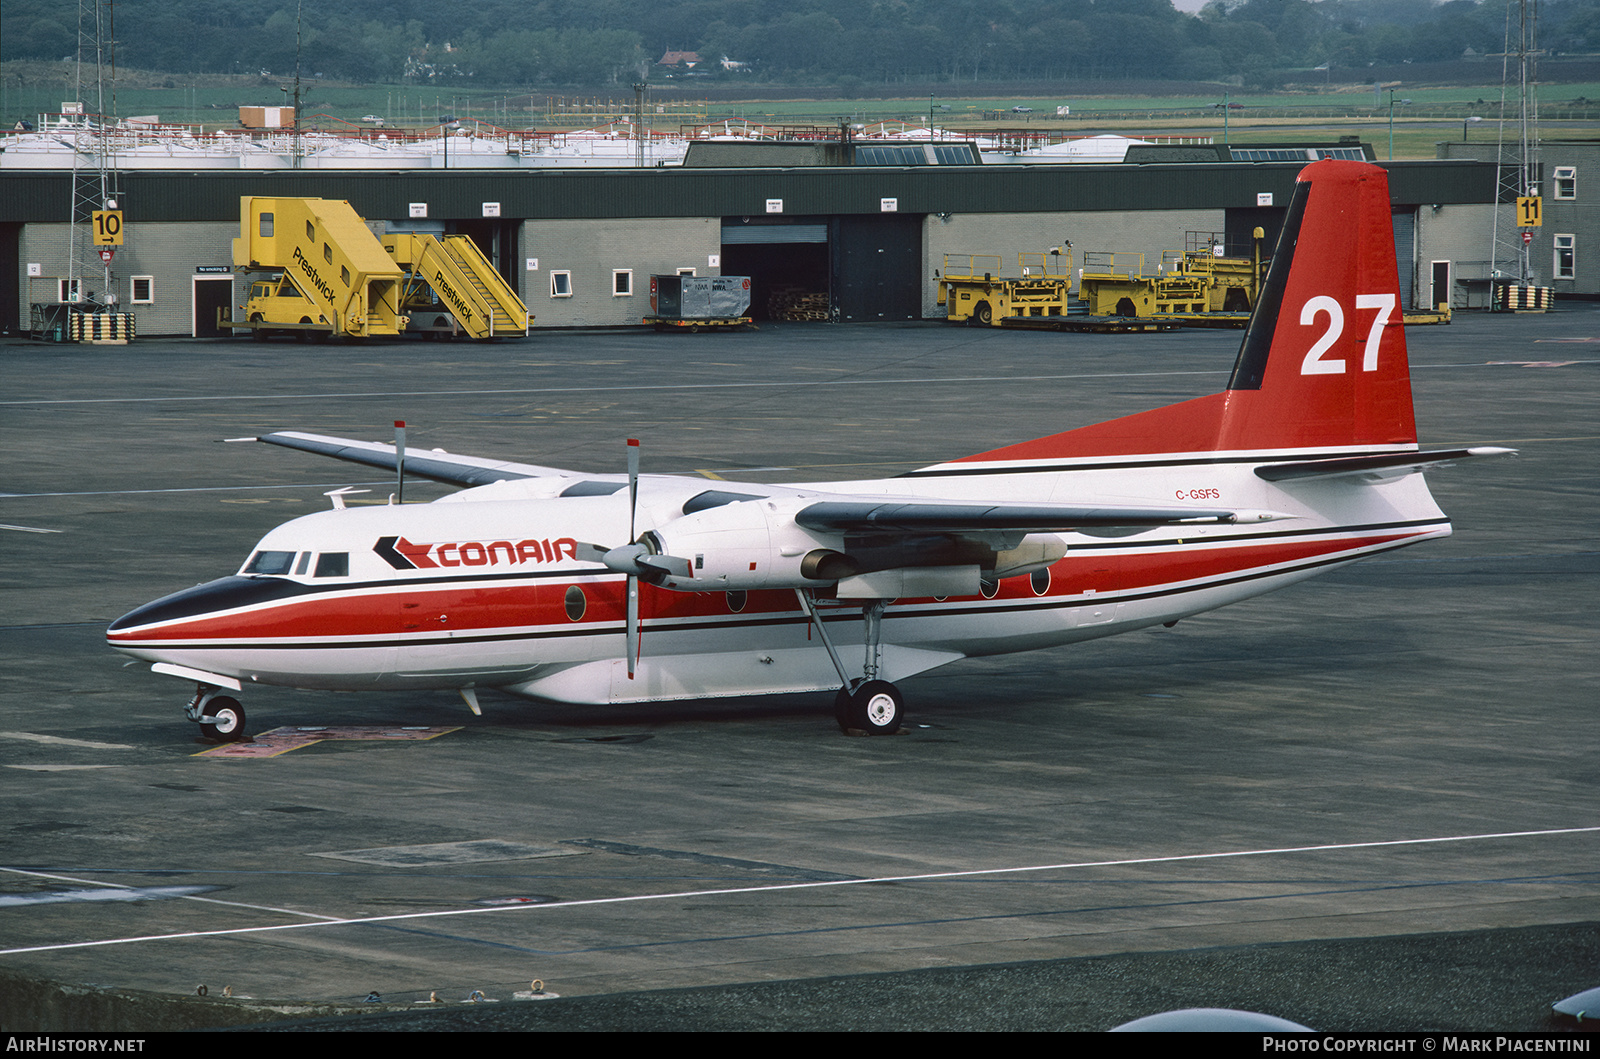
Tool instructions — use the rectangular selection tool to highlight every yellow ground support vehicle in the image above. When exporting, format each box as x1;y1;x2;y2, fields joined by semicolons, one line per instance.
1078;230;1266;324
240;272;328;340
384;232;530;339
227;196;529;340
937;250;1073;326
231;197;408;339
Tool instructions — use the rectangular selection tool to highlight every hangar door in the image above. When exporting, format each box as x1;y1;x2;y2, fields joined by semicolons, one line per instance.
720;215;922;322
721;218;829;321
1229;205;1421;309
1391;207;1417;308
833;215;922;322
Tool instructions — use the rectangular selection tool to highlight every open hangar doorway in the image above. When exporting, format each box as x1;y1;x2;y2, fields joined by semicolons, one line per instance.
720;214;922;322
721;217;830;321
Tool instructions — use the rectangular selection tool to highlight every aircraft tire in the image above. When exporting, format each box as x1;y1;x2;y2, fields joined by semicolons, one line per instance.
200;696;246;742
835;680;903;735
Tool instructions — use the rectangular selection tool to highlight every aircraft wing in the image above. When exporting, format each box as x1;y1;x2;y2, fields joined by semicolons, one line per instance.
794;500;1240;533
242;431;582;488
1254;447;1515;483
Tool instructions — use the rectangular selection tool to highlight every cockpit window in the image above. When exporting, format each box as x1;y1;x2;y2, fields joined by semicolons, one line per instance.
314;553;349;578
294;552;312;575
243;550;296;575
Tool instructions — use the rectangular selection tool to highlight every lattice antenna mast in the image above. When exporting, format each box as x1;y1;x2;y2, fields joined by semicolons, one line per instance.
67;0;121;306
1489;0;1540;283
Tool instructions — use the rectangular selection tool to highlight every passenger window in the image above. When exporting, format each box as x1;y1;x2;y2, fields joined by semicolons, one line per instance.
564;585;586;621
314;553;349;578
244;550;295;575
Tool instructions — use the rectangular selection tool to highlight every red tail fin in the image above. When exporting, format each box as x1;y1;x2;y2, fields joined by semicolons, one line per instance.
954;160;1417;466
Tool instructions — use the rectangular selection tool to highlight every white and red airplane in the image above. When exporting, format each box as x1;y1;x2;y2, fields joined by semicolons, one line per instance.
109;160;1509;739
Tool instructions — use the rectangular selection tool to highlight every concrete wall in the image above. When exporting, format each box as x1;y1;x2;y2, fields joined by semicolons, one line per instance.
921;209;1224;317
19;221;239;337
1435;140;1599;297
1415;203;1498;308
520;217;722;327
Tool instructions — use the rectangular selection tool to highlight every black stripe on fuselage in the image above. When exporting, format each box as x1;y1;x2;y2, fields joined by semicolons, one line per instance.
898;446;1416;479
115;516;1447;635
123;520;1445;654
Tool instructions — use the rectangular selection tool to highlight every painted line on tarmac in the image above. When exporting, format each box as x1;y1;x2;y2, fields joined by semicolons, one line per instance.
0;731;135;750
0;370;1229;406
0;866;348;923
1;359;1567;410
2;825;1594;957
0;481;394;499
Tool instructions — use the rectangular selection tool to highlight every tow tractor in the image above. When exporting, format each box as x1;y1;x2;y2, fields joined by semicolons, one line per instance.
937;249;1073;326
1077;229;1266;327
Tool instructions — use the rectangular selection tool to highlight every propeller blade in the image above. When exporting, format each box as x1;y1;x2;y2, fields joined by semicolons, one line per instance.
626;574;639;679
626;438;641;680
573;542;612;565
627;438;640;543
636;553;693;579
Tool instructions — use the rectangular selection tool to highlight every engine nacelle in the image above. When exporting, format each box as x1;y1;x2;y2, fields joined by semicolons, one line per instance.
644;497;846;591
992;535;1069;579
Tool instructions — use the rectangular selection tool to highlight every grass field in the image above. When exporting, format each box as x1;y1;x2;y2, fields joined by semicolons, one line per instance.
5;60;1598;160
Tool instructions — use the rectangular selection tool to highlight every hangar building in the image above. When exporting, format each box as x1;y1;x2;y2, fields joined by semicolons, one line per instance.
0;140;1507;338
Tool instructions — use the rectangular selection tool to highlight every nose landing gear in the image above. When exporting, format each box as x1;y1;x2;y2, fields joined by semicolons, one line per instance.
186;687;248;742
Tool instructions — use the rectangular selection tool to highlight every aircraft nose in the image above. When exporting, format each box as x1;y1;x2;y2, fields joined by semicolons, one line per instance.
107;576;308;637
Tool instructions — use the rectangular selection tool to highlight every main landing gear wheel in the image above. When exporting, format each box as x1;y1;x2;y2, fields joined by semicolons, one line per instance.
835;680;904;735
200;696;246;741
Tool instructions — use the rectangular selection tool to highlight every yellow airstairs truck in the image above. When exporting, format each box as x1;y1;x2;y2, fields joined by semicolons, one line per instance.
383;231;530;339
228;197;529;340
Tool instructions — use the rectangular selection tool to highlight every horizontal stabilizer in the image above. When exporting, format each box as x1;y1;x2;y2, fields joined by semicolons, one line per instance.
1255;447;1515;483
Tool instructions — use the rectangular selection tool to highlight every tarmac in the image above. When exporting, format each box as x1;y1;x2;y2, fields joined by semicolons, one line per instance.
1;309;1597;1032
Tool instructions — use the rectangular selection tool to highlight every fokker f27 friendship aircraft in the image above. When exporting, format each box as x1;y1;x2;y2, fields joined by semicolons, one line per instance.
109;160;1510;739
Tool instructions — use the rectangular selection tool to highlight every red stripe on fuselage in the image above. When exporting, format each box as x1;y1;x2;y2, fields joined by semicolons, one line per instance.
106;528;1430;646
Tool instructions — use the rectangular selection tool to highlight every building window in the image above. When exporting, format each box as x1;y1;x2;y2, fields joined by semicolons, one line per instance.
1553;234;1575;280
612;269;632;296
550;271;572;297
131;276;154;304
1553;166;1576;200
58;278;80;302
676;267;696;277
